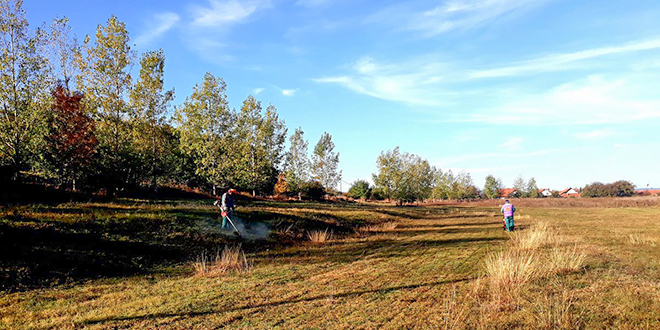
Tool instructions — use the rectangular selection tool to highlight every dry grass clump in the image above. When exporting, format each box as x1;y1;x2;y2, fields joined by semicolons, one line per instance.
307;228;333;243
484;222;585;294
546;245;586;274
484;249;538;290
628;233;656;246
193;245;251;276
508;222;554;250
355;221;398;236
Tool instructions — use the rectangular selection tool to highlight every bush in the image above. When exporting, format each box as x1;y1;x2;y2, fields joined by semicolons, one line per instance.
582;180;635;197
348;180;372;200
301;181;325;200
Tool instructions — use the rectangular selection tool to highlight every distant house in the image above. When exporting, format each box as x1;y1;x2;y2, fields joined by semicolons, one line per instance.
538;188;552;197
559;187;580;198
498;188;518;198
635;188;660;196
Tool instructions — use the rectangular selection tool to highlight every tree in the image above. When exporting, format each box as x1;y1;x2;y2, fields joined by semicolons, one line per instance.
173;72;233;195
582;180;635;197
0;0;50;177
512;175;526;198
45;85;96;190
484;175;503;199
234;96;287;196
453;171;478;200
372;147;402;202
609;180;635;197
284;127;310;199
372;147;435;205
129;49;174;188
348;180;372;200
311;132;341;191
47;16;80;90
526;177;539;198
78;15;136;194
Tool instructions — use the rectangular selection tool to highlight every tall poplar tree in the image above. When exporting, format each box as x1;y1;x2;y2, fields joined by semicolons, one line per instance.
234;96;287;196
0;0;50;176
173;72;232;195
284;127;310;199
311;132;341;191
78;15;135;193
130;49;174;188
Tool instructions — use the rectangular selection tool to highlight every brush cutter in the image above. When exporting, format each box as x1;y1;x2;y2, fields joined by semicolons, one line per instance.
221;211;242;237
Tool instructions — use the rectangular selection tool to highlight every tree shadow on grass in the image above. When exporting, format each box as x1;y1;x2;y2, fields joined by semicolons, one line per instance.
0;220;182;292
82;276;474;326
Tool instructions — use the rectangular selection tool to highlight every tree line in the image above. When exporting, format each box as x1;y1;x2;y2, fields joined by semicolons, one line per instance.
0;0;340;197
352;147;637;204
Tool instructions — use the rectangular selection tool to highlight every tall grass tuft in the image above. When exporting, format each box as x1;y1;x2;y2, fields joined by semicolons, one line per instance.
307;228;333;243
628;233;656;246
484;249;538;290
546;245;586;275
484;222;585;295
508;221;554;250
193;245;251;276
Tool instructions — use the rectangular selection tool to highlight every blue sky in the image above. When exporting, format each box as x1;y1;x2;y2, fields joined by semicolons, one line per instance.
25;0;660;190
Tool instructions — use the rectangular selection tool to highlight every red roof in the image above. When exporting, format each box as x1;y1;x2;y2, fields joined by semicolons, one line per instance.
636;189;660;196
498;188;517;198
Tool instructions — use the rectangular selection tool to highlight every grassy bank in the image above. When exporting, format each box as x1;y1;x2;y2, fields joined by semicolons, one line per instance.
1;198;660;329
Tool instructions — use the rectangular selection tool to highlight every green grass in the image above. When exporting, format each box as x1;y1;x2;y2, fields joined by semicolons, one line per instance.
1;198;660;329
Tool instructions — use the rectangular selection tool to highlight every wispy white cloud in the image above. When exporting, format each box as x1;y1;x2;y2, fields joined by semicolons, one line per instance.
135;13;180;46
470;38;660;78
281;88;299;96
462;75;660;125
370;0;549;38
190;0;261;27
184;0;268;63
498;137;523;150
253;87;265;95
573;129;618;140
314;56;455;106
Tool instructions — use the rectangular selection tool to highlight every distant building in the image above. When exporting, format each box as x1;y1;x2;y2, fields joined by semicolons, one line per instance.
635;188;660;196
498;188;518;198
538;188;552;197
559;187;581;198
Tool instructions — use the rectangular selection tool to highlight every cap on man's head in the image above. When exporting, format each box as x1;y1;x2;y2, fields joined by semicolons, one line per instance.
228;189;237;194
505;199;510;203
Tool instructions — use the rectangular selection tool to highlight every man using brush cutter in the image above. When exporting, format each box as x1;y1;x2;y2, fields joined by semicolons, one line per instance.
501;199;516;232
214;189;237;231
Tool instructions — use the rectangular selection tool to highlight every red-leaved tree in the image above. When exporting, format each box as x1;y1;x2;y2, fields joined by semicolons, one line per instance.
47;85;97;191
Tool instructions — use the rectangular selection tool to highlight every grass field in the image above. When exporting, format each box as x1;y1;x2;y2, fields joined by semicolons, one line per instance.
1;198;660;329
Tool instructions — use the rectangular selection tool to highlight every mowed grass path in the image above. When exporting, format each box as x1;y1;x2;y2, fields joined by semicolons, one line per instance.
2;200;660;329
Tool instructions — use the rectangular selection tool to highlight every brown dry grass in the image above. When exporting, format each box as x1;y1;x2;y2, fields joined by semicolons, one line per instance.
306;228;333;243
354;221;398;236
193;245;251;276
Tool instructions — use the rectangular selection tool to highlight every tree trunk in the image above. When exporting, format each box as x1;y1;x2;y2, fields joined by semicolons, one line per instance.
213;185;217;196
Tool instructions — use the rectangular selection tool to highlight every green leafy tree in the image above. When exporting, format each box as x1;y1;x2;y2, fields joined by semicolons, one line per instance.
512;175;526;198
526;177;539;198
173;72;233;195
234;96;287;196
348;179;372;200
0;0;50;176
284;127;310;199
78;15;136;194
372;147;402;202
484;175;503;199
372;147;435;205
129;49;174;188
311;132;341;191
